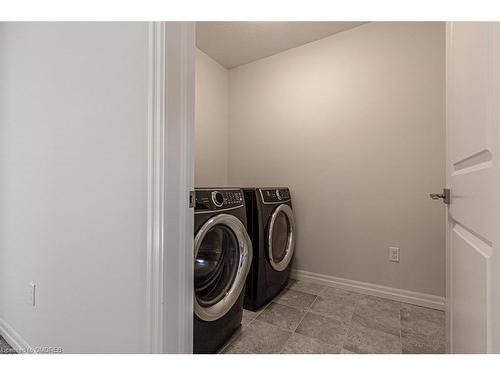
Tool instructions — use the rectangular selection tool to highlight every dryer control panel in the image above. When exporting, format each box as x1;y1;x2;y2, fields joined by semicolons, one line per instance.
195;189;244;211
259;188;291;203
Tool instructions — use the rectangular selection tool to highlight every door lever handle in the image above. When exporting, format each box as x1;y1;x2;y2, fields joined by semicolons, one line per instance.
429;193;445;199
429;188;450;204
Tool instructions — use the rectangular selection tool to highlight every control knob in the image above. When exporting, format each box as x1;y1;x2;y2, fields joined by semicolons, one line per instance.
212;191;224;207
276;189;282;200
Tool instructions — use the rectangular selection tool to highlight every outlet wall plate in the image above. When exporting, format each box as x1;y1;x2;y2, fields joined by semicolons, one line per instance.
389;247;400;262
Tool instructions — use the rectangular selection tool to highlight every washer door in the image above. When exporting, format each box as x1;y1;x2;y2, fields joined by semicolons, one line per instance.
194;213;252;322
267;204;296;272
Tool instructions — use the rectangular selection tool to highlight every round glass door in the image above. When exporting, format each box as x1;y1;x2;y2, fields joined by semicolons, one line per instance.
267;204;296;272
194;214;252;322
195;225;239;307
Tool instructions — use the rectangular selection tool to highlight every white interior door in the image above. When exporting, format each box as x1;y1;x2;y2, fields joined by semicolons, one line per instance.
446;22;500;353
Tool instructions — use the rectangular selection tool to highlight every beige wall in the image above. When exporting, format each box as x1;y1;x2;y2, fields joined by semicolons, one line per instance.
227;22;446;296
195;49;229;187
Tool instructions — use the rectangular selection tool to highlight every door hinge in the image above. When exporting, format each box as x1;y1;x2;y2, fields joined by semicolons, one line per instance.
189;190;195;208
429;188;450;205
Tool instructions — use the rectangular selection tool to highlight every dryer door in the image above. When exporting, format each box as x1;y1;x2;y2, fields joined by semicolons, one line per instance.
267;204;296;272
194;213;252;322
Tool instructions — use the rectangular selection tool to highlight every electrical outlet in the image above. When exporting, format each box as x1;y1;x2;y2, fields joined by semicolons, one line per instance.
388;247;400;262
28;282;36;307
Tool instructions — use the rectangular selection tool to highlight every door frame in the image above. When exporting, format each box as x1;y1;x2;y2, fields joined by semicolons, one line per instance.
146;21;195;354
445;21;453;354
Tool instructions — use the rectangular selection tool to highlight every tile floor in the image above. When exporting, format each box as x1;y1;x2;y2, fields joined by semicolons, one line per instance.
0;279;445;355
0;335;16;354
221;279;446;354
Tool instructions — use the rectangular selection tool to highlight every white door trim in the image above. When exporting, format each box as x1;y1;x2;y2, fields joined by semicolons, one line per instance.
445;21;453;353
146;21;195;354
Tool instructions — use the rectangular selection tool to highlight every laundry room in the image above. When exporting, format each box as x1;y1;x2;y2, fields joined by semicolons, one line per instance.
193;22;446;354
0;15;497;362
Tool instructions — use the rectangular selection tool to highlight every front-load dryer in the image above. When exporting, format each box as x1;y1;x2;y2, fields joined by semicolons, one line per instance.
193;188;253;354
243;187;296;311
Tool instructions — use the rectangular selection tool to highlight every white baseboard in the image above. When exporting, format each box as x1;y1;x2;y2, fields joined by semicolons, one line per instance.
290;269;446;311
0;317;33;354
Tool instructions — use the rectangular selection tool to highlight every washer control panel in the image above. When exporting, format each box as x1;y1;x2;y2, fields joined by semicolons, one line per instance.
259;188;291;203
195;189;243;211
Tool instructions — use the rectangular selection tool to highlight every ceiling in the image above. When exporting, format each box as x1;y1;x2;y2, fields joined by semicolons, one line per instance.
196;22;366;69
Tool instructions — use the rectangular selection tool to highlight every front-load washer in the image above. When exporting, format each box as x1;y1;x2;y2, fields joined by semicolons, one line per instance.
193;188;253;354
243;187;296;311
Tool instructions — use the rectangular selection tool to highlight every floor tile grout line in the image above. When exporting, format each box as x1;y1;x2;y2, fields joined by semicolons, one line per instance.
339;296;360;353
273;284;300;354
279;293;319;353
242;299;299;354
243;308;266;331
286;291;355;353
220;303;271;354
227;281;438;354
256;303;300;334
293;294;318;332
295;296;361;324
303;294;355;354
344;298;411;354
282;287;387;352
245;284;311;354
